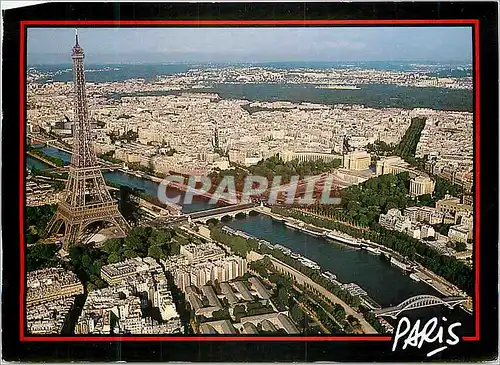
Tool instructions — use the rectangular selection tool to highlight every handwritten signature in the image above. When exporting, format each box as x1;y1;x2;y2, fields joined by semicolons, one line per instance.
392;317;462;357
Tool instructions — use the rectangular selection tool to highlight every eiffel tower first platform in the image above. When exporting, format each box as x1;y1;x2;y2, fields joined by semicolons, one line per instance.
45;31;130;248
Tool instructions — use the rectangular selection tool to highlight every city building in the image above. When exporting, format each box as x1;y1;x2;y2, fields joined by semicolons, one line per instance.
379;208;411;232
27;297;76;334
239;312;299;334
199;319;238;335
436;195;473;221
100;256;162;285
163;244;248;292
26;267;83;306
448;224;472;243
26;176;65;206
462;193;473;206
376;156;410;176
28;60;473;183
409;176;435;196
280;150;341;164
458;212;474;230
342;150;371;171
420;224;436;239
379;209;436;240
332;168;374;186
404;206;444;224
75;281;182;335
249;277;271;300
180;242;226;264
153;281;180;321
220;282;239;305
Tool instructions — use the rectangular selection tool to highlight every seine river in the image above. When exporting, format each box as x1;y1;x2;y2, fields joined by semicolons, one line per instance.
26;147;474;335
26;148;213;214
226;214;474;335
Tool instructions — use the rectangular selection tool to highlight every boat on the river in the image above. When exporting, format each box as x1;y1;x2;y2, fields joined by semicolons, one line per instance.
326;232;362;249
322;271;337;281
274;244;292;256
343;282;367;296
298;256;320;270
300;226;324;237
364;246;381;255
410;273;421;282
259;239;274;249
284;221;299;230
390;256;412;271
290;252;301;259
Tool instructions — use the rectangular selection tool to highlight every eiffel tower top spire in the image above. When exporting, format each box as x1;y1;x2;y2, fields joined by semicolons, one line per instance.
70;31;96;168
72;29;84;58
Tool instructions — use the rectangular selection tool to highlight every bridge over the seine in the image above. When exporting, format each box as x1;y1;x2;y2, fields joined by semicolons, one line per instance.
28;133;73;154
373;295;467;319
144;203;262;229
187;202;261;222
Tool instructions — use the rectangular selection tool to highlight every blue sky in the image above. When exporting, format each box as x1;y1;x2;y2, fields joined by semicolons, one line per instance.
27;27;473;64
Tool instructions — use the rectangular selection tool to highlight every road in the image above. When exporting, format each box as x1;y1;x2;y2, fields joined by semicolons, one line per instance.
268;256;378;334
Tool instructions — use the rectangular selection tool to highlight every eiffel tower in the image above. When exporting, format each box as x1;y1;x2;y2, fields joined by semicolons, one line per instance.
45;31;129;249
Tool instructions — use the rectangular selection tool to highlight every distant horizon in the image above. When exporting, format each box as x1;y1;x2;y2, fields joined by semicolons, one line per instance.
28;60;473;67
27;27;473;64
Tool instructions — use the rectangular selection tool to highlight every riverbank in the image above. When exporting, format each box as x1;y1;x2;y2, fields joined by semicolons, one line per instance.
117;168;166;184
223;212;474;335
268;256;378;334
243;207;472;318
267;207;468;299
27;150;63;168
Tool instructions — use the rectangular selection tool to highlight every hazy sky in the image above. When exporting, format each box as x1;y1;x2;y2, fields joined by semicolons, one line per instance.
27;27;473;64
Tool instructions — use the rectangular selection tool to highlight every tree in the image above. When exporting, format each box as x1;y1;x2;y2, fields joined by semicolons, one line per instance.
277;286;289;307
212;308;230;320
454;241;467;252
149;229;171;247
86;282;96;292
124;226;152;256
233;305;247;321
170;240;181;255
393;117;426;163
124;249;138;258
81;254;93;269
107;252;120;264
416;194;434;207
102;238;123;255
433;223;453;236
26;204;57;243
148;245;164;260
290;304;305;327
26;243;60;271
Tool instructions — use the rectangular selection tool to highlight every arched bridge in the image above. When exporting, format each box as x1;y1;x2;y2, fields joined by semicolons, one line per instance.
187;202;261;222
373;295;467;319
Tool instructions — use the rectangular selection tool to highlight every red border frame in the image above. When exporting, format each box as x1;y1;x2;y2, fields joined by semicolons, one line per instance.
19;19;481;342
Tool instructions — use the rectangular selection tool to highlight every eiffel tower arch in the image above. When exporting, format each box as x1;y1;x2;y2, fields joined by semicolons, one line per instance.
45;31;129;249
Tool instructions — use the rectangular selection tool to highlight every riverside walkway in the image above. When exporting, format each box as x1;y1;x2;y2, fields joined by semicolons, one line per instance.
268;256;378;334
